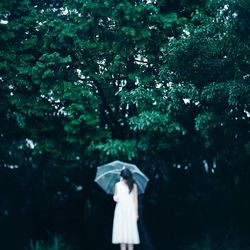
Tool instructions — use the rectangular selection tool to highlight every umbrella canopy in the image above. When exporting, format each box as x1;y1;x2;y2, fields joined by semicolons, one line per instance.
94;160;149;195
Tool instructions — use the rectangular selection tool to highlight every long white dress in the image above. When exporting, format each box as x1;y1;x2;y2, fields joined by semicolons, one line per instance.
112;181;140;244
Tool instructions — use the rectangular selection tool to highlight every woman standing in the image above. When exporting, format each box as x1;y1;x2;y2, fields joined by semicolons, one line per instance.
112;168;140;250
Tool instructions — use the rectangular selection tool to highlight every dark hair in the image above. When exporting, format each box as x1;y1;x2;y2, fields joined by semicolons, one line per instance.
121;168;135;193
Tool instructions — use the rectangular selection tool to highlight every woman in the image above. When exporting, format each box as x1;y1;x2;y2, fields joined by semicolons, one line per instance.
112;167;140;250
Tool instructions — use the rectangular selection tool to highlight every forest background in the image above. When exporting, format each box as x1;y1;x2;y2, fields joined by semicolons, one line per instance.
0;0;250;249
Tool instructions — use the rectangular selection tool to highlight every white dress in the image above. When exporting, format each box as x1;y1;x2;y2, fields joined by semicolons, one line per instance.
112;181;140;244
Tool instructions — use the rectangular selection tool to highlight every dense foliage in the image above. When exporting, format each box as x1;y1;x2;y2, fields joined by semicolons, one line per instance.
0;0;249;249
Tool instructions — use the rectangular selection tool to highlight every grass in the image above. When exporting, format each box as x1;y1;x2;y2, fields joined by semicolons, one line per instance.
29;235;73;250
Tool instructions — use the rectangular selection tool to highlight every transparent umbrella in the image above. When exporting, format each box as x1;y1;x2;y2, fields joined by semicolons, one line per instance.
94;160;149;195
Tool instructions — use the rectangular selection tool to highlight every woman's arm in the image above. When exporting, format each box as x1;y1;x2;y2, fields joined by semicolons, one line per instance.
113;183;118;202
133;184;139;220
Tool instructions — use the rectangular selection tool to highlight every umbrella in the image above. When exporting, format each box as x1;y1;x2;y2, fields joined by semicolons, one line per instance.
94;160;149;195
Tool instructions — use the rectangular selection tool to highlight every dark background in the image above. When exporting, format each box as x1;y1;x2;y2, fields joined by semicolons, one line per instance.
1;162;250;250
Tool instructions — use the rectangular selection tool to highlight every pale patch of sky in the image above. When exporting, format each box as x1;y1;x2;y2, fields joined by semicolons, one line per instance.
168;36;175;42
135;77;139;86
134;54;148;65
76;69;90;81
41;93;70;116
115;80;127;95
244;109;250;117
182;29;190;36
26;139;36;149
97;59;108;74
149;25;157;30
220;4;229;15
0;20;8;24
58;107;68;116
166;81;173;87
219;4;238;20
183;98;190;104
60;7;69;15
145;0;157;4
243;74;250;79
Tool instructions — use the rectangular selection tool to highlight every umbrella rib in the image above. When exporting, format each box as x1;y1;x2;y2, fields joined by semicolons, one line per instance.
95;169;121;182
